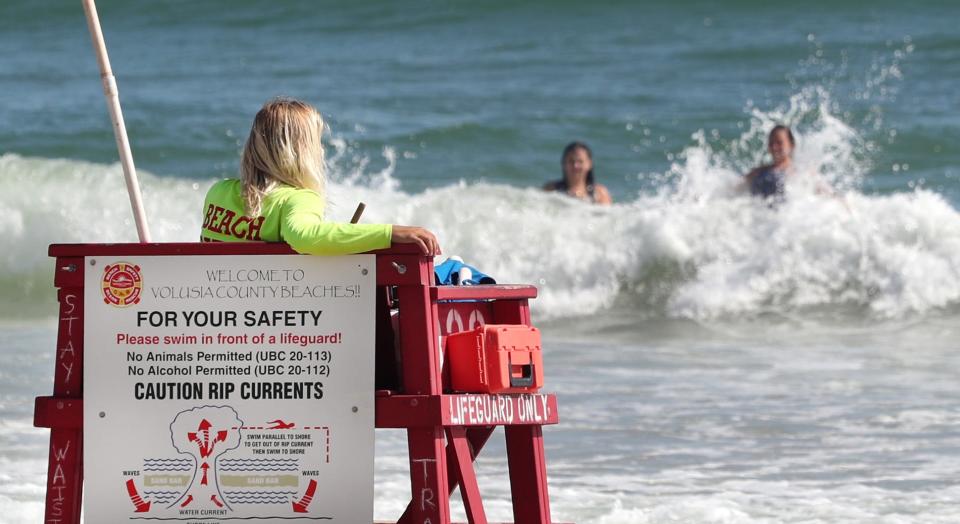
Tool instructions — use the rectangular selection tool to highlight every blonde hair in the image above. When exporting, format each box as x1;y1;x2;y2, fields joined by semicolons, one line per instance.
241;98;326;216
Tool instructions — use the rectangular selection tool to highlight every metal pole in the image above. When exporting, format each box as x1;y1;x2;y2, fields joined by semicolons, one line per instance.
81;0;152;242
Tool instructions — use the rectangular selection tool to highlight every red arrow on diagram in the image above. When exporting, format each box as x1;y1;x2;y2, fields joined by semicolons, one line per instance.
210;495;224;508
189;419;215;457
200;463;209;485
180;495;194;508
125;479;151;512
292;479;318;513
198;419;212;457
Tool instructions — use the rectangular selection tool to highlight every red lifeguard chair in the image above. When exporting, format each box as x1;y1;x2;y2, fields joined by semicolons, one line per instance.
34;243;563;523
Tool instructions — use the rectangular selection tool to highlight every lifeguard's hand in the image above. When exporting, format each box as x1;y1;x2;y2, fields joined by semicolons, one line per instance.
392;226;442;256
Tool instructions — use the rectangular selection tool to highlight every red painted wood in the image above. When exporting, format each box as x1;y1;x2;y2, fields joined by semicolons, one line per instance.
432;286;537;301
377;254;435;286
376;287;401;391
49;243;426;287
35;245;563;523
33;397;83;430
399;427;495;524
505;426;552;524
437;302;493;337
446;426;488;524
397;288;440;395
375;395;559;428
491;300;532;327
44;431;83;524
48;242;423;257
41;260;85;524
401;428;451;524
53;259;84;289
441;395;558;427
393;256;452;524
376;396;439;428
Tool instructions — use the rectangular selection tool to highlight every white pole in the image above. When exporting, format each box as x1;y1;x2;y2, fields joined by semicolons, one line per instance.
81;0;152;243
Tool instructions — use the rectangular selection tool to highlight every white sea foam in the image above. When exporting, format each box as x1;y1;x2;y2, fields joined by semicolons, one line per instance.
0;423;47;524
2;86;958;321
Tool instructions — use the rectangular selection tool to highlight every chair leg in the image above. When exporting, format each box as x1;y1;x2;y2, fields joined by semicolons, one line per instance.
398;427;451;524
505;425;552;524
446;426;488;524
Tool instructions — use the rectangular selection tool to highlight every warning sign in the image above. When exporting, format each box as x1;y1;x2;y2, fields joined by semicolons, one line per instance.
83;255;375;523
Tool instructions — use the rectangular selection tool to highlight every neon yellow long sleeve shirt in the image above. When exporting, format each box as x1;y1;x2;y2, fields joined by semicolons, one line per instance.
200;179;392;255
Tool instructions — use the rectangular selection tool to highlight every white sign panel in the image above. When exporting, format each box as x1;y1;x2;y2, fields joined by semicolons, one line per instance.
83;255;375;523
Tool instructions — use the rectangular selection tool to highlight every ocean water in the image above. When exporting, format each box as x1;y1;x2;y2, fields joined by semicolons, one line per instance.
2;1;960;522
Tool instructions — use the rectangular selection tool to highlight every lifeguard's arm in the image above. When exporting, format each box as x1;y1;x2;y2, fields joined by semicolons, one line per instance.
280;191;392;255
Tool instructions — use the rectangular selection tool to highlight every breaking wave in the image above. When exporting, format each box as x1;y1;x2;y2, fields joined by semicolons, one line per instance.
2;87;958;322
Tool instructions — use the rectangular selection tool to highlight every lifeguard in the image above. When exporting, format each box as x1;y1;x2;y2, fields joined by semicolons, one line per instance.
200;98;441;256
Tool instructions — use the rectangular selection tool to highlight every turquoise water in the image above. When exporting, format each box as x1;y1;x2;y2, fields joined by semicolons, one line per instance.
2;1;958;197
2;1;960;522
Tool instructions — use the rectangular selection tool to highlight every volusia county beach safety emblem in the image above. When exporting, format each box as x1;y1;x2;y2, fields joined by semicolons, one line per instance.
102;262;143;306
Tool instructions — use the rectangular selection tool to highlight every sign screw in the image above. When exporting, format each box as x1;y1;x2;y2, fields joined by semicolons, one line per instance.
351;406;359;413
99;411;106;418
392;262;407;274
361;268;369;275
90;259;97;266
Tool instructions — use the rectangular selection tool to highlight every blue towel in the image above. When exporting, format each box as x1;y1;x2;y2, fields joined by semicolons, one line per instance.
434;258;496;286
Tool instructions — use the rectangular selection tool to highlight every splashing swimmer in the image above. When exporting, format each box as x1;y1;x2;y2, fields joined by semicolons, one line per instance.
543;142;612;205
742;124;837;202
200;98;440;255
743;125;796;199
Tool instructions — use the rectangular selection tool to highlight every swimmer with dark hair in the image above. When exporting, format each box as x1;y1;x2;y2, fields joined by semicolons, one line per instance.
543;142;612;205
743;125;837;201
743;125;795;199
